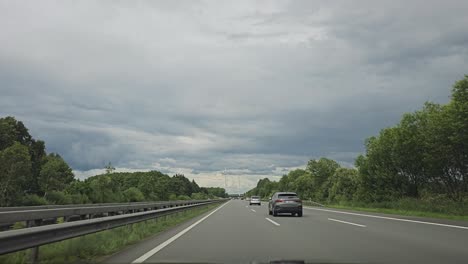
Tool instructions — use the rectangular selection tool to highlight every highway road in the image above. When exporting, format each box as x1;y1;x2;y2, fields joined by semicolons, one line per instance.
105;200;468;263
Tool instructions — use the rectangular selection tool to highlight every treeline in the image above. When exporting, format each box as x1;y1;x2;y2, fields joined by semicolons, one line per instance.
247;76;468;213
0;116;227;206
245;158;351;203
64;172;228;204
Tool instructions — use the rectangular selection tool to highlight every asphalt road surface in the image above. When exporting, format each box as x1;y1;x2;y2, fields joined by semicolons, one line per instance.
105;200;468;264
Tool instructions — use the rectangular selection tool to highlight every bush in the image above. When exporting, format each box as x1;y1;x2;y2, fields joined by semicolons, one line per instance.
191;192;208;200
45;191;72;204
22;194;48;206
177;195;191;200
168;193;178;201
70;193;90;204
123;187;145;202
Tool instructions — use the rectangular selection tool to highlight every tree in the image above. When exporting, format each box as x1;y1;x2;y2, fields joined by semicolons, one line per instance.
168;174;193;196
293;172;314;199
38;154;74;196
0;142;32;206
307;158;340;200
137;171;171;200
328;168;358;203
443;75;468;196
203;187;228;198
87;175;120;203
0;117;32;150
0;116;46;195
393;110;430;197
306;158;340;186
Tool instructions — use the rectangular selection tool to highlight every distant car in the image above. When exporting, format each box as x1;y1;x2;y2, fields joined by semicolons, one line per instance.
249;196;261;205
268;192;302;217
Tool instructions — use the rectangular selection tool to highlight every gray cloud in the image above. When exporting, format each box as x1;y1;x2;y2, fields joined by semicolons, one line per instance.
1;0;467;192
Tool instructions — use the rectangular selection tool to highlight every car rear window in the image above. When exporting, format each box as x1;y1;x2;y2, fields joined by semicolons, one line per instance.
252;196;260;199
278;193;297;197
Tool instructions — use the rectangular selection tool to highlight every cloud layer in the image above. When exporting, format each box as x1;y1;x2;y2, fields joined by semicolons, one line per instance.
1;1;467;193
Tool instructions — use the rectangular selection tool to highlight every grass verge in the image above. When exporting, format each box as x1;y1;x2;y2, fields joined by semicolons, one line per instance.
0;203;220;264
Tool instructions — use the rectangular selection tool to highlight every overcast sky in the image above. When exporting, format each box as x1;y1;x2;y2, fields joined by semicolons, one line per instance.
1;1;467;193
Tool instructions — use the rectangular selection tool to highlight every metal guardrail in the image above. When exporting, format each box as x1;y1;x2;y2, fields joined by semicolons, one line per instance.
0;201;159;212
0;199;226;255
0;200;208;224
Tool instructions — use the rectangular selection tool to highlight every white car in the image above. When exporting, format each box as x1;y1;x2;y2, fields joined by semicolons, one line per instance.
249;196;261;205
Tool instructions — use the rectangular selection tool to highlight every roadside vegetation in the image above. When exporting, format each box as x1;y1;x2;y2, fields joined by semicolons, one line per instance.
0;116;227;207
0;203;219;264
247;75;468;220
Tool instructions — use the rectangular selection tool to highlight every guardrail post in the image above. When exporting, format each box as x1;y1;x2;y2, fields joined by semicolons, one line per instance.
27;220;41;264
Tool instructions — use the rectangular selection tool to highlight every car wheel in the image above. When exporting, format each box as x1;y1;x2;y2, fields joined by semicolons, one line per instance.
298;212;303;217
273;208;278;217
268;209;272;215
249;203;251;205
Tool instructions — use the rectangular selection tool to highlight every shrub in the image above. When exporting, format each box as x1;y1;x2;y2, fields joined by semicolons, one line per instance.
191;192;208;200
168;193;177;201
22;194;48;206
177;195;191;200
70;193;90;204
123;187;145;202
45;191;72;204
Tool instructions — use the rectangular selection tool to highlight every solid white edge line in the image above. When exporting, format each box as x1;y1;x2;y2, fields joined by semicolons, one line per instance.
132;201;230;263
328;218;366;227
251;209;256;212
305;207;468;230
265;217;280;226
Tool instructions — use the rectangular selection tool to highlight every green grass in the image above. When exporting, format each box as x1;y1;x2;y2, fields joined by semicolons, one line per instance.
304;199;468;221
0;203;220;264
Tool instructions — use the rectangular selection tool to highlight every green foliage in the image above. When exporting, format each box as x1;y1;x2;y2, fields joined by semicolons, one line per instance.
247;75;468;213
69;193;90;204
0;116;46;195
0;117;32;150
201;187;228;198
22;194;48;206
177;195;191;200
328;168;358;202
191;192;209;200
39;153;74;195
356;76;468;201
87;175;122;203
123;187;145;202
45;191;73;205
0;142;32;206
246;76;468;212
168;193;178;201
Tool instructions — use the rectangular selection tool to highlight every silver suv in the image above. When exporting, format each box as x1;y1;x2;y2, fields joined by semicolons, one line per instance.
249;196;261;205
268;192;302;217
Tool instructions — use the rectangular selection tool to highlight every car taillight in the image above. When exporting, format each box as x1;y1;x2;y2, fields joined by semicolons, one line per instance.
296;199;302;204
275;199;283;203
